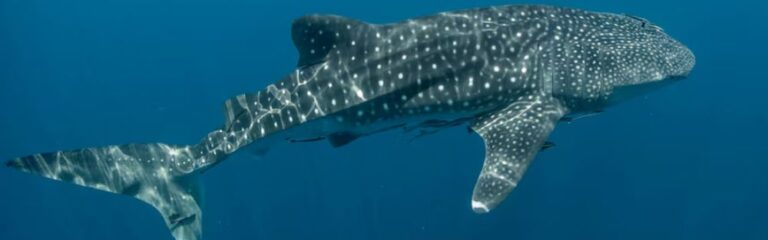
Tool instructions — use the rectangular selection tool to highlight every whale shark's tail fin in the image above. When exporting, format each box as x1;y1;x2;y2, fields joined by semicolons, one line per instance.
5;143;217;240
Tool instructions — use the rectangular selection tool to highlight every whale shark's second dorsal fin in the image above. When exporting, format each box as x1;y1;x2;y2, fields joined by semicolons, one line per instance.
291;15;371;67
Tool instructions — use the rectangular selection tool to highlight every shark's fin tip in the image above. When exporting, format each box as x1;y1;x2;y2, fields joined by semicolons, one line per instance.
471;200;491;214
5;158;20;169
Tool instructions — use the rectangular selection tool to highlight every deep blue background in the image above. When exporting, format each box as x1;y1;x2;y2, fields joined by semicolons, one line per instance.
1;0;766;239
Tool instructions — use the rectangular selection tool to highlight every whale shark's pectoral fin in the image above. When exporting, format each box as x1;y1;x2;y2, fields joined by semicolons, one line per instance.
469;97;566;213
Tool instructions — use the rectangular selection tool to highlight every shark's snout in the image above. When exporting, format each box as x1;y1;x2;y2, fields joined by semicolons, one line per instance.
665;40;696;79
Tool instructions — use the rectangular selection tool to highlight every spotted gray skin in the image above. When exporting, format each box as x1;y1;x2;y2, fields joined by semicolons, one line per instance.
5;5;694;240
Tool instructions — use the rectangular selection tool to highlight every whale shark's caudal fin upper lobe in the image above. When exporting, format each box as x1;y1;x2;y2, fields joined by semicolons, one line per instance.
5;143;217;240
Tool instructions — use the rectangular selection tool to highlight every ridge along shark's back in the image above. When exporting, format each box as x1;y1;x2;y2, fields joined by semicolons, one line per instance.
5;5;693;240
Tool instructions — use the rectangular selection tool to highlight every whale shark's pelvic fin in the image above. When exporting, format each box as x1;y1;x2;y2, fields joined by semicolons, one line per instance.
328;132;361;148
6;143;211;240
469;96;566;213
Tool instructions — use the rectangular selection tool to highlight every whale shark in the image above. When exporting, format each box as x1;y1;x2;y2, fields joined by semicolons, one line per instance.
5;5;694;240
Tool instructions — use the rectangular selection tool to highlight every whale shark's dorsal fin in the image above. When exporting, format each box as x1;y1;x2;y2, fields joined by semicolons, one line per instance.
291;15;371;67
469;96;566;213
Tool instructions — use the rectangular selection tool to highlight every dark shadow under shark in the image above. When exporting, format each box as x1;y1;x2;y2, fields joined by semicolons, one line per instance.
5;5;694;240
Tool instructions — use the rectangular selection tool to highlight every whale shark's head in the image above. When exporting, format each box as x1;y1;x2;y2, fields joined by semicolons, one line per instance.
595;13;695;103
552;11;695;107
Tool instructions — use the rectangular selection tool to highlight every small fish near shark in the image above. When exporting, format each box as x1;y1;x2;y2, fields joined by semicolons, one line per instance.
5;5;694;240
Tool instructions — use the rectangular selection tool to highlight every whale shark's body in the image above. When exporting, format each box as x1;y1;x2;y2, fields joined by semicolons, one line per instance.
5;5;694;240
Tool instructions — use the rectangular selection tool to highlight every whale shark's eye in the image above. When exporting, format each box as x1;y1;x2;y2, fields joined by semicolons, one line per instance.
625;14;649;27
625;14;664;32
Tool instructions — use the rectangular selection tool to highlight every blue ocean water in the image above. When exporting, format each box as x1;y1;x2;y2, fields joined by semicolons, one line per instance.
1;0;766;239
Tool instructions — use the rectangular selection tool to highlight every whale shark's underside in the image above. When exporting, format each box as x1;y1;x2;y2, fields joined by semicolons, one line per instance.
5;5;694;240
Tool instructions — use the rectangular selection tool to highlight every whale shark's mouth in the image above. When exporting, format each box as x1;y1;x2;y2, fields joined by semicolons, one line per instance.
646;73;687;83
668;75;688;81
608;76;682;105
